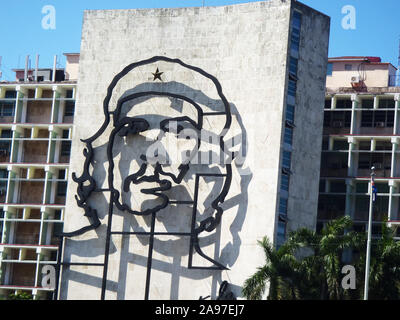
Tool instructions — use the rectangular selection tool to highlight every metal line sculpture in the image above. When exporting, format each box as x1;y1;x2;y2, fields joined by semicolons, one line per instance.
58;56;235;300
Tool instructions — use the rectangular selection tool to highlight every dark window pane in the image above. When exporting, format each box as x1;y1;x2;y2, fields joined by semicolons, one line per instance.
61;141;71;156
288;79;297;97
281;174;290;192
279;197;288;215
336;99;352;109
57;182;67;196
282;151;291;169
379;98;395;109
66;90;74;99
361;99;374;109
292;11;302;30
286;104;295;123
284;127;293;145
289;57;298;76
64;101;75;116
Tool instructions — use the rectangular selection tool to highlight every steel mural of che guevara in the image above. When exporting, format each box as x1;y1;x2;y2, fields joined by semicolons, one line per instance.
58;56;250;300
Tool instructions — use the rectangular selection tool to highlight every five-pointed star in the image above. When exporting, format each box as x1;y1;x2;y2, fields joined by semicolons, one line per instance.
152;68;163;81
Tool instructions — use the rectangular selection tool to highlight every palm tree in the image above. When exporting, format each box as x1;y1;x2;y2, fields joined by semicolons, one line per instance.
242;216;359;300
288;216;359;299
354;221;400;300
242;236;301;300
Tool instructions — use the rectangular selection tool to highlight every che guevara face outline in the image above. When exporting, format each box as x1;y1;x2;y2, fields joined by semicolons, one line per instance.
61;56;233;261
109;91;204;216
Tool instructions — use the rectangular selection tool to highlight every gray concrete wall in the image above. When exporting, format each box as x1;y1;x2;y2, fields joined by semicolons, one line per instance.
60;0;329;300
286;2;330;233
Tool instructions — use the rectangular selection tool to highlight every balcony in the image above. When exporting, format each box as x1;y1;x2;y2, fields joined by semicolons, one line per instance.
21;141;48;163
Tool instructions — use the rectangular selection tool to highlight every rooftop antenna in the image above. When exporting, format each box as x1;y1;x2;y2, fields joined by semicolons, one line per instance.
202;0;205;7
0;56;2;80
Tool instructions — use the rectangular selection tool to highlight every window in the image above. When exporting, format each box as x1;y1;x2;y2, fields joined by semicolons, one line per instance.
5;91;17;99
62;130;69;139
277;220;287;246
279;197;288;215
1;130;12;138
66;90;74;99
358;141;371;150
330;181;347;193
284;126;293;145
290;11;302;53
325;99;331;108
327;63;333;76
324;111;351;128
355;182;368;193
375;140;392;151
0;101;15;117
292;11;302;30
61;141;71;156
0;169;8;179
336;99;352;109
0;141;11;155
361;110;394;127
281;174;290;192
64;101;75;117
58;169;66;180
361;99;374;109
288;79;297;98
291;28;300;52
379;98;395;109
286;104;295;123
319;180;326;192
57;181;67;197
345;64;352;71
289;57;298;76
282;151;291;169
332;140;348;151
322;137;329;150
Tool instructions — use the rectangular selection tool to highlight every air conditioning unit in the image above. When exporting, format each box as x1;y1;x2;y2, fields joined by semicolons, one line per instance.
332;121;344;128
376;122;385;127
351;75;362;83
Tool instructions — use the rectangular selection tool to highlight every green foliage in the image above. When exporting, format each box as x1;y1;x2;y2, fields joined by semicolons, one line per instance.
242;216;400;300
8;291;33;300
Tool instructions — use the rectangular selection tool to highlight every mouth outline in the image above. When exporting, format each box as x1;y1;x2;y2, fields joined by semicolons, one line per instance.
113;162;174;216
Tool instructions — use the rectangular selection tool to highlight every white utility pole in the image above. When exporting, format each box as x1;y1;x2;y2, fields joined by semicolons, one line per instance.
364;166;376;300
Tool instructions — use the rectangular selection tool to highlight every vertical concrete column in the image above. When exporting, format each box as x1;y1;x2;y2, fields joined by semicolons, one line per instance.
15;85;27;124
391;137;398;177
11;125;23;163
34;247;42;287
394;94;400;135
51;86;61;124
388;180;396;221
5;165;18;204
43;166;56;205
373;95;379;109
345;178;354;218
350;94;359;135
331;95;337;109
48;125;61;164
347;137;356;177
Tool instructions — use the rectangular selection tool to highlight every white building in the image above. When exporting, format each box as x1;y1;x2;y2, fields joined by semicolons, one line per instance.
59;0;330;300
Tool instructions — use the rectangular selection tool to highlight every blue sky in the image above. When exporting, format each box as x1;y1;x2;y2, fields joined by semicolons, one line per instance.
0;0;399;80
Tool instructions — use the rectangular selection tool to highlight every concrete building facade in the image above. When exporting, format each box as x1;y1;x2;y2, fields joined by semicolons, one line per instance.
58;0;329;300
0;54;79;300
318;56;400;236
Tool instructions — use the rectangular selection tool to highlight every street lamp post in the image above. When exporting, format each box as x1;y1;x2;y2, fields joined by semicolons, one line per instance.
364;166;376;300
